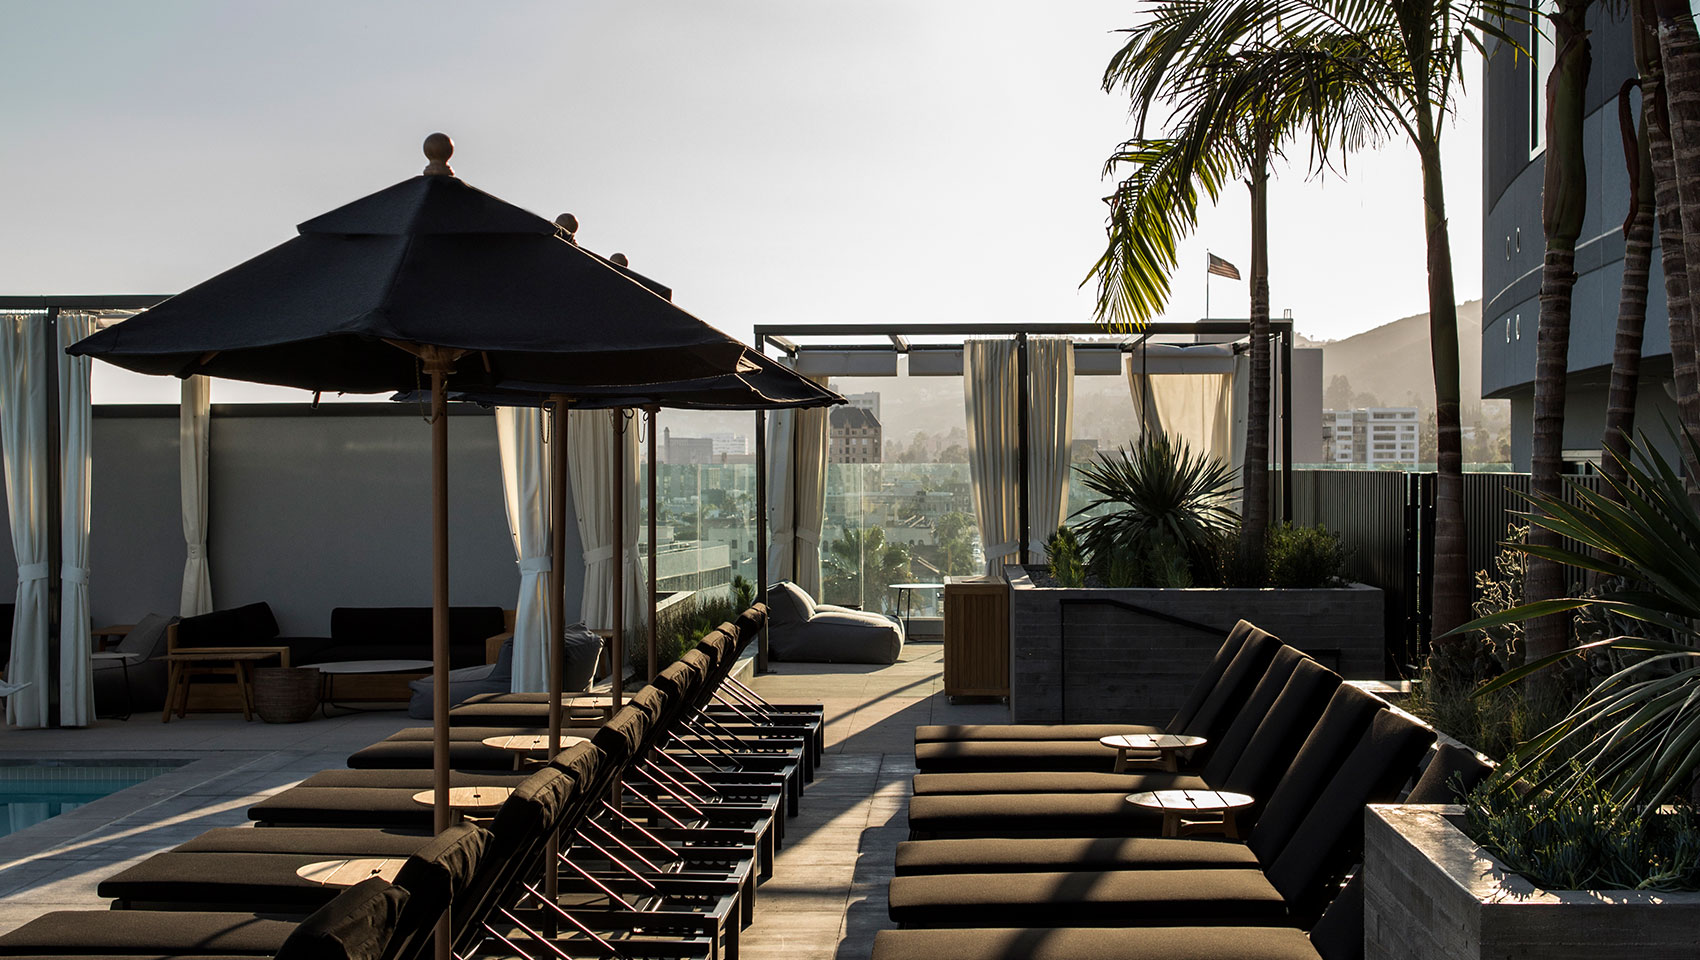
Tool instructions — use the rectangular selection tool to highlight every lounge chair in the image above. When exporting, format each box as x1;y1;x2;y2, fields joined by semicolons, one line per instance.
912;623;1281;773
886;710;1435;929
765;581;904;664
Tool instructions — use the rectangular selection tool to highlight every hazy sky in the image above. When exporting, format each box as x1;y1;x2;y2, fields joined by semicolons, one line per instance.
1;1;1483;403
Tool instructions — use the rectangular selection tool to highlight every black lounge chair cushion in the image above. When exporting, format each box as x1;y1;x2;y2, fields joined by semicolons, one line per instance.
908;789;1198;839
1211;659;1340;806
1170;625;1280;743
913;723;1160;743
248;786;440;827
893;836;1259;876
3;878;405;960
870;927;1320;960
299;769;532;790
99;849;400;907
1159;620;1257;736
913;739;1125;772
1405;743;1492;803
1305;874;1363;960
1244;685;1384;866
592;704;649;766
346;741;516;771
887;868;1286;927
911;772;1184;796
1261;710;1435;913
175;826;433;855
1197;646;1308;776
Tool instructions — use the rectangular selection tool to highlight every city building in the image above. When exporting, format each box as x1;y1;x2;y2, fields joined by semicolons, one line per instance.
661;428;715;465
829;405;882;464
705;431;747;456
845;390;881;421
1322;408;1419;465
1482;5;1680;468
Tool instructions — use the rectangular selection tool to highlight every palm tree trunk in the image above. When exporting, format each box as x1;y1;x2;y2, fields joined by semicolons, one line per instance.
1416;123;1470;645
1527;0;1592;666
1654;0;1700;460
1602;77;1656;493
1241;131;1271;576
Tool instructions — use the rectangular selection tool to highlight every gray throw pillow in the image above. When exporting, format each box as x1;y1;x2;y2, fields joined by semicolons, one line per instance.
561;623;603;692
115;613;175;659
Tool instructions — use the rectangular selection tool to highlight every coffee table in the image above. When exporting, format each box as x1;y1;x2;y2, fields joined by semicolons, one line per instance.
1099;733;1206;773
316;658;433;715
296;857;404;886
1126;789;1254;838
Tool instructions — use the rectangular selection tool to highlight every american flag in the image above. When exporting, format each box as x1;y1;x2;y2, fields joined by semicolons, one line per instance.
1207;253;1241;280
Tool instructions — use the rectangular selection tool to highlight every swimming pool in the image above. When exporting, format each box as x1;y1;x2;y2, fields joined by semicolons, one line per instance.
0;760;188;839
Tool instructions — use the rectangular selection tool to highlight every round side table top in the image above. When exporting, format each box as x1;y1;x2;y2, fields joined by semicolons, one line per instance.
412;786;515;811
1099;734;1206;752
1125;788;1253;814
296;857;404;886
481;734;590;753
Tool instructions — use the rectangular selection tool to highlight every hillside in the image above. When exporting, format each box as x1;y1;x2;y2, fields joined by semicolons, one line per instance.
1302;299;1486;416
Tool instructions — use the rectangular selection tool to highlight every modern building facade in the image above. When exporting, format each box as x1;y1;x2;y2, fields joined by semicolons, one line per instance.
1322;408;1419;465
1482;4;1683;469
829;405;883;464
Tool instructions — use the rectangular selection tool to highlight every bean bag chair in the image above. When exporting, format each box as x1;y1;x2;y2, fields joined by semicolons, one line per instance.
407;638;514;719
766;581;903;664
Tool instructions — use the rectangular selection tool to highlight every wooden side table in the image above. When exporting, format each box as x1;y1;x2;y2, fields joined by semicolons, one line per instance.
160;647;288;722
412;786;514;820
296;858;404;886
1126;789;1254;838
481;734;590;769
1099;734;1207;773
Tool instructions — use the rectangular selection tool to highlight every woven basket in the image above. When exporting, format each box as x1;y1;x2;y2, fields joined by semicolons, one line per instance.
253;666;321;723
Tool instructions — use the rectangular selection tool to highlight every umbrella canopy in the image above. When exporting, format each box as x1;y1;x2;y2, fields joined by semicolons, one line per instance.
65;137;828;933
69;148;782;397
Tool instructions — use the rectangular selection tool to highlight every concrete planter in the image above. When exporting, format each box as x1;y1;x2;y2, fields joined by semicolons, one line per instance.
1004;564;1382;723
1364;804;1700;960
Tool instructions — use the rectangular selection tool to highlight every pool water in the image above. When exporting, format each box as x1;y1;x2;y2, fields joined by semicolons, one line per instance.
0;762;187;839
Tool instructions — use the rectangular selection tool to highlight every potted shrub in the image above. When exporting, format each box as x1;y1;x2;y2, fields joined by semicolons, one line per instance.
1006;433;1384;722
1366;432;1700;959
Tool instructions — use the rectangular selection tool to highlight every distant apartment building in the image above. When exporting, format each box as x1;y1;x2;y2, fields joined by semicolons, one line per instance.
1070;438;1101;462
661;428;715;465
1323;408;1419;465
846;391;881;421
705;432;747;456
830;406;882;464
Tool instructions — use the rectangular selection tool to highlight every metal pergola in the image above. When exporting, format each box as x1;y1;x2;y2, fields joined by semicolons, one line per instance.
749;319;1296;670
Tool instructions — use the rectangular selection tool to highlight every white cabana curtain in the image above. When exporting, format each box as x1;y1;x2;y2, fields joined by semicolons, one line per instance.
765;373;829;598
964;339;1020;578
1127;367;1234;464
1025;338;1074;556
179;376;213;617
496;406;552;692
569;409;646;638
620;414;645;640
57;312;98;727
1;314;50;728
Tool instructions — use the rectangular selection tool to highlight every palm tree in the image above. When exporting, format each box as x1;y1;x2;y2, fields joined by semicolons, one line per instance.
1652;0;1700;461
1089;2;1373;573
1600;10;1658;498
823;526;912;614
1527;0;1594;665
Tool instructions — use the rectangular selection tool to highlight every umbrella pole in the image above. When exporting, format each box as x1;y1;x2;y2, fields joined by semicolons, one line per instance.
546;398;568;931
646;408;658;680
612;411;624;710
427;357;452;960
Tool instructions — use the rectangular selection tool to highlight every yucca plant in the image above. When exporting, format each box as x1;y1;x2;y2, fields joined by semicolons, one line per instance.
1071;433;1240;585
1460;430;1700;810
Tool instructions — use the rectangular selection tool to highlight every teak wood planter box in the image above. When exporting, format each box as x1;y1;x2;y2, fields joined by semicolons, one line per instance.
1004;565;1383;723
1364;804;1700;960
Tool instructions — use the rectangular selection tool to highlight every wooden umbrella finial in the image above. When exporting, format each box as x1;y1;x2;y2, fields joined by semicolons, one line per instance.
422;133;454;176
610;253;629;267
555;213;579;244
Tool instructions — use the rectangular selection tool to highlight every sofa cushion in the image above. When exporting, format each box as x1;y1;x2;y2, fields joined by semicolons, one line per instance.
115;613;176;659
770;609;902;665
331;606;505;652
175;601;279;647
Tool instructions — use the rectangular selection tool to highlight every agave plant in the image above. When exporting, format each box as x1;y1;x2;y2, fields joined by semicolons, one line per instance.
1462;430;1700;810
1070;433;1240;586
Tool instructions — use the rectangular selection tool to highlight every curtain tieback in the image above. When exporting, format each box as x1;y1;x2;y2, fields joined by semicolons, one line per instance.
518;556;552;575
61;565;89;586
771;527;794;543
186;543;205;560
794;528;820;545
15;563;49;583
582;545;614;563
985;540;1019;559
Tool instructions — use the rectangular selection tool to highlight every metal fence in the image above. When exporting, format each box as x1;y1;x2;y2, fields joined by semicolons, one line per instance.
1287;469;1606;674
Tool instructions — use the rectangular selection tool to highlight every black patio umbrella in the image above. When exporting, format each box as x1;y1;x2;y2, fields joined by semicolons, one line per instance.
67;135;833;873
